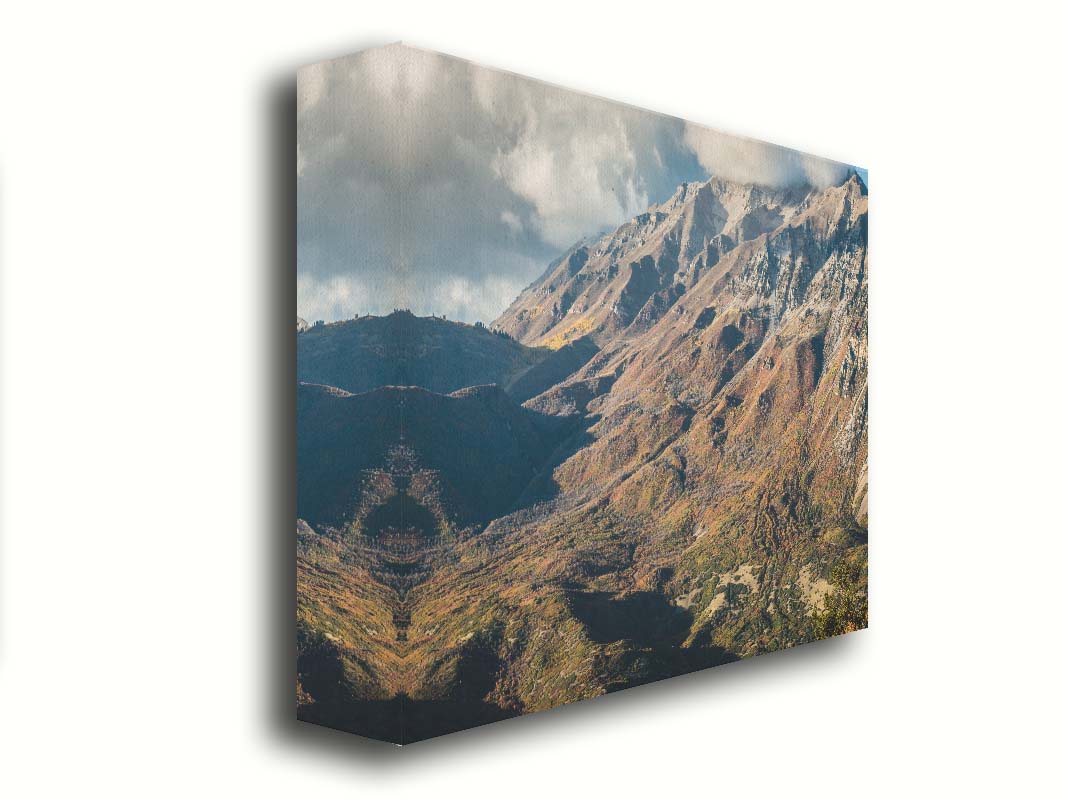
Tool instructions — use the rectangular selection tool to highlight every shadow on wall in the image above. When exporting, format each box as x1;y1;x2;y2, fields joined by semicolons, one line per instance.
260;37;408;761
0;179;6;656
261;66;299;758
259;47;865;760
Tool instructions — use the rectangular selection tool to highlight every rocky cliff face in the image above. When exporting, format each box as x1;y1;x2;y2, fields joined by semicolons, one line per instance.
492;176;836;348
297;173;868;743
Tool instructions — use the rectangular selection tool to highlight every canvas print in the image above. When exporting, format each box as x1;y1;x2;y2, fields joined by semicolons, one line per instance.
296;44;868;744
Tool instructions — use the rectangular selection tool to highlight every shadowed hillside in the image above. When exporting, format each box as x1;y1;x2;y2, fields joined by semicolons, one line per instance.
298;310;599;402
297;382;577;530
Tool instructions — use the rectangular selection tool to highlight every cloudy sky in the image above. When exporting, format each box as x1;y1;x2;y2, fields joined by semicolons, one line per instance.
298;44;861;324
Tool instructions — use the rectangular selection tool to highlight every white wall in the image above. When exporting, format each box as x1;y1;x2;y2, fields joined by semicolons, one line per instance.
1;2;1064;796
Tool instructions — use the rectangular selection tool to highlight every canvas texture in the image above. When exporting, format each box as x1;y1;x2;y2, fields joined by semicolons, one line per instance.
296;44;868;744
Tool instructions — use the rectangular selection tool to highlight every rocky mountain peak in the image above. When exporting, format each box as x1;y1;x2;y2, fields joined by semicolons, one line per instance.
491;176;859;351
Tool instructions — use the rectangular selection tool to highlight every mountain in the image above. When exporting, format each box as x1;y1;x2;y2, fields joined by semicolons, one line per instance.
499;173;868;505
297;310;597;402
493;177;819;348
296;173;868;743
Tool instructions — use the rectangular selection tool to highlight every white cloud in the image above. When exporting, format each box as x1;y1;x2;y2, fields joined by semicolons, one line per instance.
298;45;702;323
299;45;858;324
353;43;441;103
469;65;687;250
439;274;530;324
297;61;326;115
491;119;649;248
297;274;370;323
683;122;852;188
500;210;523;234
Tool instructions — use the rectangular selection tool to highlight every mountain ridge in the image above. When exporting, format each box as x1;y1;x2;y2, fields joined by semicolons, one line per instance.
492;173;864;351
297;310;601;404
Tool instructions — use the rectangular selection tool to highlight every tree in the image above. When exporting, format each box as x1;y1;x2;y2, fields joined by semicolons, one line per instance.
811;558;868;638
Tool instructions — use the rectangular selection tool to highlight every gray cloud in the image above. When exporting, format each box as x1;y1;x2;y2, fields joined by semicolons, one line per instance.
297;44;854;324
